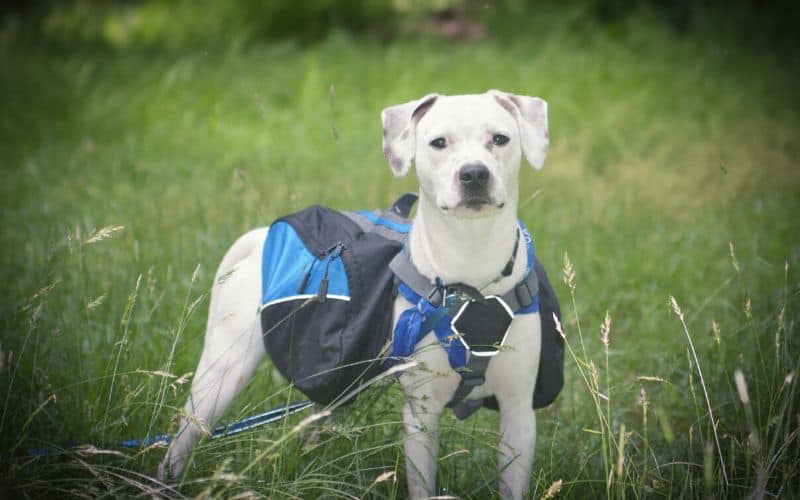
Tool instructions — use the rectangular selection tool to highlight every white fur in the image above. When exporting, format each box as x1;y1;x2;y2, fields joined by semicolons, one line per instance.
160;90;549;499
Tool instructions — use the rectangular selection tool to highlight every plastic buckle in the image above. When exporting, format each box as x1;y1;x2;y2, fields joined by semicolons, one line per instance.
444;287;471;309
514;277;534;309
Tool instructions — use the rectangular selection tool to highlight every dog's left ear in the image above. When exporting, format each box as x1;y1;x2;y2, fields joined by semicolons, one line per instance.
489;90;549;169
381;93;439;177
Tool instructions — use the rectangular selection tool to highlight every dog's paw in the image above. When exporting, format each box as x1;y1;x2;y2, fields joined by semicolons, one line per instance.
156;457;175;482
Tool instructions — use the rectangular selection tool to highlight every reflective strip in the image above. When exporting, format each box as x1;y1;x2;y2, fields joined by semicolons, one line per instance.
260;294;350;311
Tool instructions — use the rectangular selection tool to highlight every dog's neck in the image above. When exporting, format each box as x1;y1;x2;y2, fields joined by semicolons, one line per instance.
409;191;527;294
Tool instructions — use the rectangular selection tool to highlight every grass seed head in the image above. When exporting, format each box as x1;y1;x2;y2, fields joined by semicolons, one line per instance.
562;252;576;292
668;296;681;317
729;241;740;273
541;478;563;499
85;225;125;244
87;294;107;310
711;319;721;345
639;387;649;428
734;369;750;405
600;310;611;348
638;387;648;410
372;470;396;485
191;263;201;283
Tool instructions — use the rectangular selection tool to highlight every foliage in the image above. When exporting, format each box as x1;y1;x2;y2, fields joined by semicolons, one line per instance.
1;3;799;498
5;0;798;51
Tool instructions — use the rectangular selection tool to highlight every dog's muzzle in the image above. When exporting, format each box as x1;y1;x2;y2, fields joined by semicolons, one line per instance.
458;163;495;208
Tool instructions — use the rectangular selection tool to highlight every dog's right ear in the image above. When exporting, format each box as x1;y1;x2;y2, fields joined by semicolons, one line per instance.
381;94;438;177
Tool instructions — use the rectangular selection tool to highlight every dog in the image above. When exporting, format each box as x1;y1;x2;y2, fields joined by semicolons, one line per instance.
159;90;549;499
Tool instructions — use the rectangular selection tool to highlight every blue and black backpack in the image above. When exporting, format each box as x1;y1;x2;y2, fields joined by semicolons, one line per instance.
259;193;564;413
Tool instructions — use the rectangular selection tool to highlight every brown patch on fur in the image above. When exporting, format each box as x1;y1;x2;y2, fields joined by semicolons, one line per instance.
384;145;403;173
494;95;519;118
411;95;438;124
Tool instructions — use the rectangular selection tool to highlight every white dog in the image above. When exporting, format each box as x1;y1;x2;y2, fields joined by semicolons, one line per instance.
160;90;549;499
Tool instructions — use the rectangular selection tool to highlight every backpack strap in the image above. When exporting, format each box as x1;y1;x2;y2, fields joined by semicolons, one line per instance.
344;193;417;241
390;251;444;303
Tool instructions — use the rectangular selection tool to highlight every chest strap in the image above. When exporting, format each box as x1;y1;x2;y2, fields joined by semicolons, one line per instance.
446;356;493;418
389;251;538;314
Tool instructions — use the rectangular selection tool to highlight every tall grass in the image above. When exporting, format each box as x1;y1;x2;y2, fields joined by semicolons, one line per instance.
552;249;798;497
2;5;799;498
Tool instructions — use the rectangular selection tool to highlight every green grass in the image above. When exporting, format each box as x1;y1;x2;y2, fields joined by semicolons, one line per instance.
1;5;799;498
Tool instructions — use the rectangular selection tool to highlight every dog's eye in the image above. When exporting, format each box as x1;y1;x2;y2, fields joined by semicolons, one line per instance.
492;134;510;146
429;137;447;149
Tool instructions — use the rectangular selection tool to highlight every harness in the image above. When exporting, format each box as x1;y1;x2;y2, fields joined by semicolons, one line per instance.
389;223;540;419
259;193;562;413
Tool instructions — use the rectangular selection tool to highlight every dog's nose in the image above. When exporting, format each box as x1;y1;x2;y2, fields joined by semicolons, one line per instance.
458;163;490;188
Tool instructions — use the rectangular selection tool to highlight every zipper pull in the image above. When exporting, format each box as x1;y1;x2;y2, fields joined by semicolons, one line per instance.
316;278;329;303
322;241;345;259
297;266;312;294
316;242;344;302
296;257;319;294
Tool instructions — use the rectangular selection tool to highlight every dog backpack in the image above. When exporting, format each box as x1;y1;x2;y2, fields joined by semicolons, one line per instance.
259;193;564;410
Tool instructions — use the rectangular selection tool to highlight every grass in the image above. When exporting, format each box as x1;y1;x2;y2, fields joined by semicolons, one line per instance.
1;4;799;498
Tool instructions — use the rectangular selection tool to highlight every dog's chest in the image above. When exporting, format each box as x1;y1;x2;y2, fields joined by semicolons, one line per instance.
392;296;542;403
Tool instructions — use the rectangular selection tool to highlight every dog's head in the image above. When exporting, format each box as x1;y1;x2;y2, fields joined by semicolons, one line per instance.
382;90;548;217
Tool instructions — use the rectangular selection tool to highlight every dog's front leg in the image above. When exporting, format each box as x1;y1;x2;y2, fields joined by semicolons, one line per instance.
402;396;445;498
497;399;536;499
491;314;541;499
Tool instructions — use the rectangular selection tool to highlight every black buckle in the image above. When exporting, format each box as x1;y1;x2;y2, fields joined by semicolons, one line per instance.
514;275;534;308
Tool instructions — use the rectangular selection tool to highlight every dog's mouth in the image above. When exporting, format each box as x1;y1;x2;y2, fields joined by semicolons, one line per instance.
441;196;505;214
464;197;500;210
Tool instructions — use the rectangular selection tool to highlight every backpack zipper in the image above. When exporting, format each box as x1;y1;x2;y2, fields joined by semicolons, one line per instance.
297;261;315;294
317;242;345;302
296;242;346;297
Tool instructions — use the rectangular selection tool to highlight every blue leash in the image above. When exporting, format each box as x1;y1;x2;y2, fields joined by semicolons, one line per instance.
26;400;314;457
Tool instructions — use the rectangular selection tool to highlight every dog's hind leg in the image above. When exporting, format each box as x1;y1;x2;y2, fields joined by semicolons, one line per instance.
159;228;268;479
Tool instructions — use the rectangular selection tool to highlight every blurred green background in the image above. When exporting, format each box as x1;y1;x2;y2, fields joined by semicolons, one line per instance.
1;0;798;498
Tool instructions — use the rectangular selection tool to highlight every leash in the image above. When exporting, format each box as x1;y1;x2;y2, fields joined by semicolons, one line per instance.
26;400;314;457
